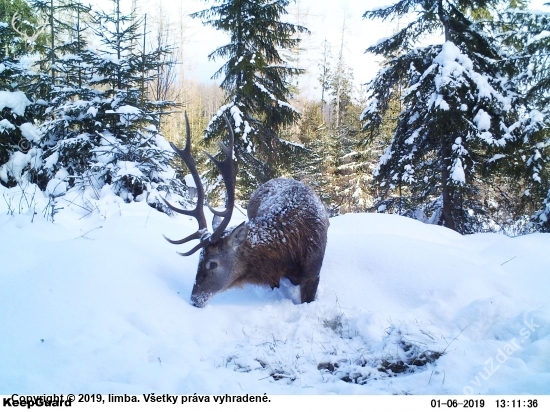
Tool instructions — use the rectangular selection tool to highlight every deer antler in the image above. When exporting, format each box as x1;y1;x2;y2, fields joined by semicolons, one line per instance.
163;113;209;255
206;115;235;243
11;12;46;51
163;112;236;255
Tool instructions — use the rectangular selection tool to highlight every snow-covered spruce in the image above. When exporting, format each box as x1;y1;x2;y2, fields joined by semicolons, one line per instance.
0;1;187;214
502;7;550;232
362;0;530;234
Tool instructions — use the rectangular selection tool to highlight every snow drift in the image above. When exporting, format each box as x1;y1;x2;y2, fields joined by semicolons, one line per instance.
0;184;549;394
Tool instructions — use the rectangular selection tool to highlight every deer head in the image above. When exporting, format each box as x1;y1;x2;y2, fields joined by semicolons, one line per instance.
163;113;238;307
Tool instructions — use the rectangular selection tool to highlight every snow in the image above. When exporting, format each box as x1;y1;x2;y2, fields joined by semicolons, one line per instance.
434;42;473;78
360;97;379;120
434;94;449;110
106;105;141;126
0;184;549;395
488;154;506;163
184;174;196;188
0;148;42;183
86;106;98;117
45;178;67;197
279;138;304;149
474;109;491;131
432;42;511;109
527;30;550;45
378;145;393;167
529;109;544;123
116;105;140;114
116;161;144;178
452;137;468;156
44;152;59;170
208;101;253;151
0;91;32;117
255;82;299;113
451;158;466;183
373;35;391;47
0;119;15;132
19;122;40;143
230;104;245;129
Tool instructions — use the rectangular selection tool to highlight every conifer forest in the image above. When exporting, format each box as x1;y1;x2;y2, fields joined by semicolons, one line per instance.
1;0;549;235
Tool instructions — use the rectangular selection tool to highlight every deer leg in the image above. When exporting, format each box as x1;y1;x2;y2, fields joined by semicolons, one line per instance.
300;276;320;303
299;253;325;303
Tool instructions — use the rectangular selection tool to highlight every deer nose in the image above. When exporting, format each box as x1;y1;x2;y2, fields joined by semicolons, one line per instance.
191;292;211;308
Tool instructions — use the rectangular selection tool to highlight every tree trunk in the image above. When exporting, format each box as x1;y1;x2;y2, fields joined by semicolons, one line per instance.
436;0;456;231
50;0;55;85
439;140;456;231
437;0;451;42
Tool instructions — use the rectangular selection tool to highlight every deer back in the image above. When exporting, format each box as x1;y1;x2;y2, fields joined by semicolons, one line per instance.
232;178;329;287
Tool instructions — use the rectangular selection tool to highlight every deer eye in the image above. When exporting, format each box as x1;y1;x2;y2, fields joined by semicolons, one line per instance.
207;262;218;270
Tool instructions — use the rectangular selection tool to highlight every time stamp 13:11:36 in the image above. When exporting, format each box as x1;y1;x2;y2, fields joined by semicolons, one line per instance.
430;399;539;408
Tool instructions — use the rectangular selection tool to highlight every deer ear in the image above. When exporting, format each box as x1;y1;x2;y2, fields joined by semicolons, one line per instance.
228;222;248;249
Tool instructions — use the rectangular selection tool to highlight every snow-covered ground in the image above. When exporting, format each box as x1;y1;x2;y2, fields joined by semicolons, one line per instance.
0;183;549;395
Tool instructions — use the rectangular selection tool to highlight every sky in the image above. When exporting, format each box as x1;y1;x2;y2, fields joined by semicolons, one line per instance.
144;0;399;100
120;0;549;100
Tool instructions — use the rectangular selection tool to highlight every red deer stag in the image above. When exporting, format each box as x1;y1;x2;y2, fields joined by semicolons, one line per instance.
163;114;329;307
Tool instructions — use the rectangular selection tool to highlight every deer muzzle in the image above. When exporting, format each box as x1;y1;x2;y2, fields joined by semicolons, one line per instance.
190;291;212;308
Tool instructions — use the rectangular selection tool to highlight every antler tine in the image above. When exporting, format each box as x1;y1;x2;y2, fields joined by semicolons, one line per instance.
172;112;207;229
162;112;208;255
208;114;236;243
163;231;201;245
176;239;210;256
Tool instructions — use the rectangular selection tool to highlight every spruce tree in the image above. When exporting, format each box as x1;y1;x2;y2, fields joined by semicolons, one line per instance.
67;0;181;208
2;0;94;193
32;2;97;192
0;5;44;188
362;0;522;234
191;0;309;197
32;0;82;91
6;0;184;212
324;64;372;214
501;2;550;232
